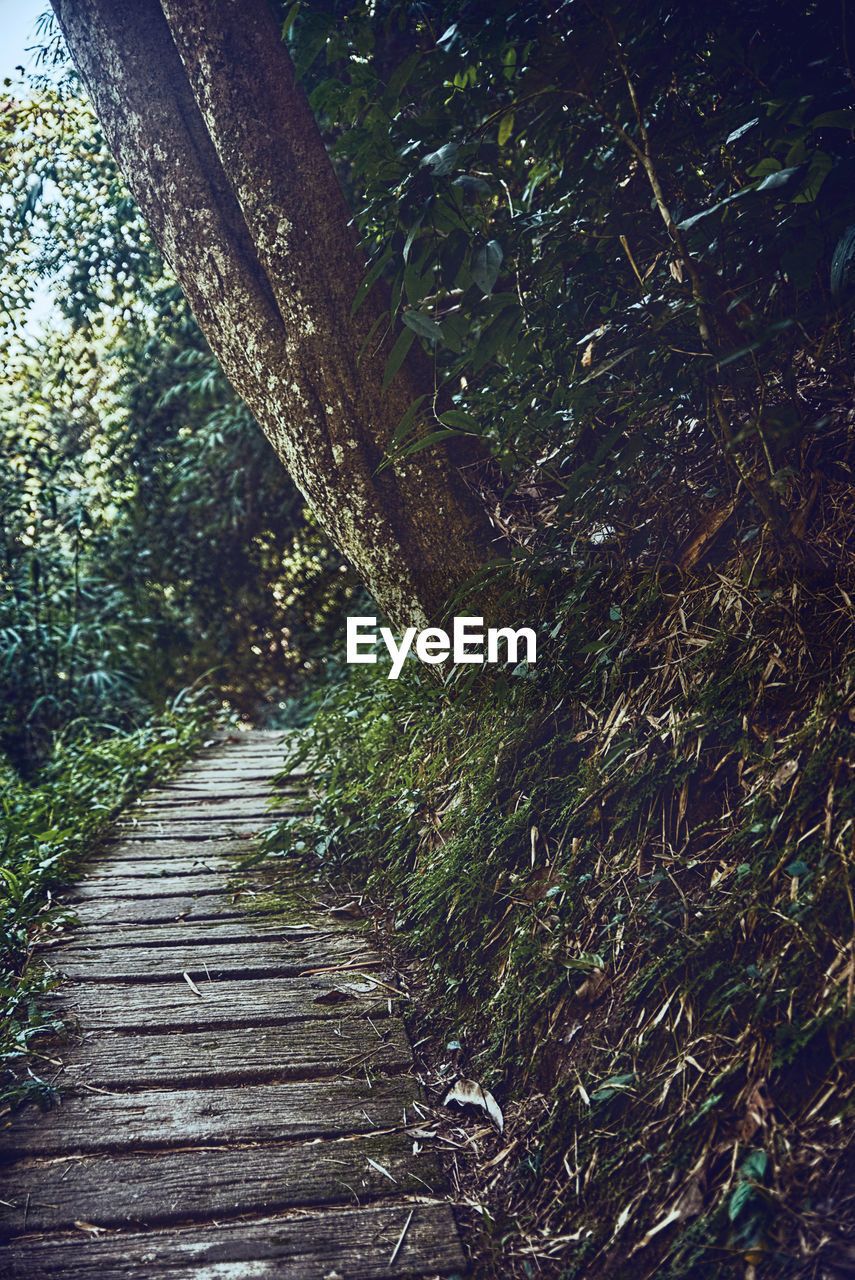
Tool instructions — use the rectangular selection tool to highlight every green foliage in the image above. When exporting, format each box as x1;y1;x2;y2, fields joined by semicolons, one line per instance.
0;70;362;746
266;556;855;1274
287;0;853;571
2;7;855;1271
0;698;210;1108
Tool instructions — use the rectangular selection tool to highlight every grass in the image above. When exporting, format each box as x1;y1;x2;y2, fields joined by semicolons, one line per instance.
263;558;855;1278
0;695;212;1109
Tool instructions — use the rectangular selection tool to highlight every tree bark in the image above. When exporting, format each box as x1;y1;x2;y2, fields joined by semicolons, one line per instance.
49;0;496;630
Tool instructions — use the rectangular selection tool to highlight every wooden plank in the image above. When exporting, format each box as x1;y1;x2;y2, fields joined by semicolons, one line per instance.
173;756;290;767
123;811;301;828
171;760;311;775
129;801;305;815
68;875;230;899
49;919;350;950
0;1137;443;1234
114;820;295;840
47;936;377;981
68;878;320;905
143;786;310;802
182;746;289;759
79;857;236;878
54;1018;412;1088
0;1077;420;1156
102;838;248;858
1;1203;464;1279
44;973;393;1032
67;896;260;926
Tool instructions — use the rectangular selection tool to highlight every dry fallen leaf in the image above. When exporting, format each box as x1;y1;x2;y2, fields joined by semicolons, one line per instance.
771;759;799;790
329;899;365;919
182;972;202;998
443;1078;504;1132
574;967;609;1004
366;1156;397;1183
312;989;356;1005
737;1079;774;1141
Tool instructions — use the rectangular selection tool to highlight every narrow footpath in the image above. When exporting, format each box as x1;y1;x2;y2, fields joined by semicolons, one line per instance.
0;730;465;1279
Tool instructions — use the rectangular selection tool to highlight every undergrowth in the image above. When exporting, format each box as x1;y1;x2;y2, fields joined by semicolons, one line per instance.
268;555;855;1278
0;694;212;1110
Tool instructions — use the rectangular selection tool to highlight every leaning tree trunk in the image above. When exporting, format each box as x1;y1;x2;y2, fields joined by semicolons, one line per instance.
50;0;496;630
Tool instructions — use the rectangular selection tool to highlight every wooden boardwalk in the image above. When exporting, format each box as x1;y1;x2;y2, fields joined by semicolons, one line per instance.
0;731;465;1278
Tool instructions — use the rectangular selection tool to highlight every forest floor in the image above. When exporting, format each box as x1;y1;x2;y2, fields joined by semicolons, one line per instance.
0;730;464;1279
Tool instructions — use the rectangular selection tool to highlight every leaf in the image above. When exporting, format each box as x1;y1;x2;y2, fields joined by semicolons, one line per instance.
382;327;416;390
281;1;301;39
401;310;443;340
574;967;609;1003
811;109;855;129
591;1072;636;1102
729;1149;768;1221
389;394;428;449
678;497;739;571
755;164;807;193
830;226;855;298
384;51;421;103
312;988;356;1004
394;428;463;461
357;310;389;366
438;409;478;432
328;898;365;918
678;189;749;230
471;240;503;295
747;157;782;178
497;113;515;146
366;1155;397;1182
351;249;394;316
421;142;458;176
402;219;423;265
771;759;799;789
728;1180;755;1222
451;174;491;199
472;305;521;370
440;227;470;285
725;117;760;145
443;1077;504;1131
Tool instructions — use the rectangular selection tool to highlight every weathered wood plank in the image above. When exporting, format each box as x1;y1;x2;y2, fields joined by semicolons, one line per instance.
49;919;351;949
177;763;286;776
45;973;392;1032
0;1078;419;1156
114;820;295;840
68;877;319;905
67;894;251;926
0;1136;442;1234
79;857;237;878
130;801;304;820
103;837;248;855
1;1203;464;1279
53;1018;411;1088
68;875;231;899
2;733;459;1280
142;789;310;805
172;756;296;766
48;937;377;981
